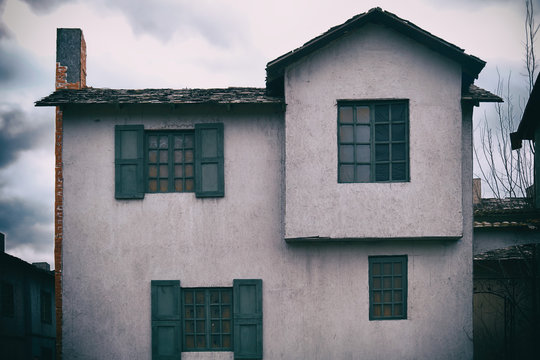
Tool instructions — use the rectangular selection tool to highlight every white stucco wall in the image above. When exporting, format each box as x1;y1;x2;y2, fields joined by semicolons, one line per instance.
284;23;464;239
61;97;474;359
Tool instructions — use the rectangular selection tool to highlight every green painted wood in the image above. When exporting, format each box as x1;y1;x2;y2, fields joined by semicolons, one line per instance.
151;280;181;359
535;127;539;208
195;123;224;197
115;125;144;199
368;256;407;320
233;279;262;359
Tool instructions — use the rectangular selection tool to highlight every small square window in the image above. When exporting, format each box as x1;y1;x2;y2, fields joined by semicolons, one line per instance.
338;101;409;183
369;255;407;320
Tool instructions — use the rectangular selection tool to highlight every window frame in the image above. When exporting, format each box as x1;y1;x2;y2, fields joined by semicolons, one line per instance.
181;287;233;352
337;100;410;183
144;130;196;194
369;255;408;320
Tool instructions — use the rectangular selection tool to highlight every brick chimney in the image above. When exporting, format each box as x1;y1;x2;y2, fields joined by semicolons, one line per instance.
473;178;482;205
56;28;86;90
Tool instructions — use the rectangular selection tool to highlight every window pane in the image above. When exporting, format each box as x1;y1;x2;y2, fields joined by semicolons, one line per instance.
383;263;392;274
373;305;381;317
356;165;370;182
195;291;205;304
159;165;168;178
339;125;354;143
394;277;402;288
222;306;231;318
196;320;205;332
174;150;183;163
159;150;168;163
185;292;193;304
222;291;231;304
197;335;206;348
375;144;389;161
383;305;391;316
383;291;392;302
394;304;403;316
185;165;194;177
393;262;402;275
148;150;157;163
340;145;354;162
392;163;406;181
148;135;158;149
391;103;406;122
376;164;389;181
210;291;219;304
223;335;231;348
373;277;381;289
211;335;220;348
159;136;168;149
175;180;183;192
186;320;194;332
375;105;389;123
356;107;370;123
186;336;195;348
392;124;406;141
148;165;157;178
339;165;354;182
185;150;194;163
174;166;183;178
355;125;370;142
373;291;382;303
356;145;370;163
394;290;402;302
383;277;392;289
372;263;381;275
174;135;183;149
222;320;231;333
392;144;406;161
185;179;194;191
375;124;389;141
159;180;168;192
185;307;193;319
148;180;157;192
340;107;353;123
211;320;220;333
210;306;220;318
185;135;194;148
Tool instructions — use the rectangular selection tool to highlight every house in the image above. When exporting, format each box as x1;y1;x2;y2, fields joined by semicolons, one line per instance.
0;232;56;360
36;8;501;359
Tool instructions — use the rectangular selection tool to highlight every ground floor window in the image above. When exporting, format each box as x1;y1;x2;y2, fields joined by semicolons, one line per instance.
369;255;407;320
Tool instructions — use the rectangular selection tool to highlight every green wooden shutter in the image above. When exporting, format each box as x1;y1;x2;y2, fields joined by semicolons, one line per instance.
233;279;262;359
115;125;144;199
194;123;224;197
151;280;181;360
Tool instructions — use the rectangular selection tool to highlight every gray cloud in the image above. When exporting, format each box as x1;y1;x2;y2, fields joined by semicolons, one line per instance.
97;0;245;47
0;105;52;167
20;0;76;14
0;196;52;252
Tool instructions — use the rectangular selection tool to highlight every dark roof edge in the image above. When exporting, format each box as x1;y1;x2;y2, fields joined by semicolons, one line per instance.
511;73;540;149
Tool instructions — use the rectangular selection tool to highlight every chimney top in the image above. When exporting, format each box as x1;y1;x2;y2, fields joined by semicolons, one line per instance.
32;262;51;271
56;28;87;89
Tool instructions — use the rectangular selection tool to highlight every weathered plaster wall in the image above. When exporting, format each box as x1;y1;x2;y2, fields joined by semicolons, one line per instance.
62;97;473;359
284;23;463;239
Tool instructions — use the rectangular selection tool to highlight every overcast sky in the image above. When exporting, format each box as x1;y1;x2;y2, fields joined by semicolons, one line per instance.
0;0;534;268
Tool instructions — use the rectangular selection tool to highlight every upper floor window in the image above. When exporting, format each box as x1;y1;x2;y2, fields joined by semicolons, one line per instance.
338;101;409;183
115;123;224;199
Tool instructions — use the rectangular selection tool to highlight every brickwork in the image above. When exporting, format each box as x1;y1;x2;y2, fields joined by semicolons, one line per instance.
54;29;86;360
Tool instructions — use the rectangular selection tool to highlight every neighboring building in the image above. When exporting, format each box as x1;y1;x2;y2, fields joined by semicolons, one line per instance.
36;8;501;359
0;233;56;360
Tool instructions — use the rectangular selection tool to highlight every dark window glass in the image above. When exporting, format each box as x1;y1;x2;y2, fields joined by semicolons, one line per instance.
183;288;233;351
338;101;409;182
41;290;52;324
146;131;195;193
369;256;407;320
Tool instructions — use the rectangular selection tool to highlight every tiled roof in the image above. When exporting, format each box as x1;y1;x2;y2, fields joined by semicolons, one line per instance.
35;87;284;106
462;84;502;103
474;198;540;230
474;244;536;261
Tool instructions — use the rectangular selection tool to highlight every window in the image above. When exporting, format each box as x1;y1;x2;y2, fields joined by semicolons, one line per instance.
41;290;52;324
1;282;14;317
183;288;232;351
338;101;409;182
146;131;195;193
151;279;262;359
369;255;407;320
115;123;224;199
